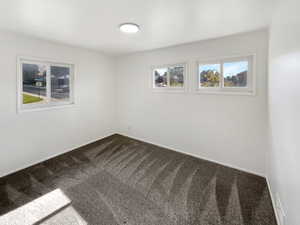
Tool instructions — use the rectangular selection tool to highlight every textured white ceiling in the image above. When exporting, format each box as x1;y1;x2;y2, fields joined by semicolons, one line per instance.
0;0;275;55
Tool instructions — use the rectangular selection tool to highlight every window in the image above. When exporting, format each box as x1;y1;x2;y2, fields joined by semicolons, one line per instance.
199;63;221;88
197;55;254;95
154;68;168;87
152;63;186;91
223;60;248;88
169;66;184;88
18;57;74;112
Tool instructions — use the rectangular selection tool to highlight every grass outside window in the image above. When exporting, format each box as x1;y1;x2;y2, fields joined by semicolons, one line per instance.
23;94;43;104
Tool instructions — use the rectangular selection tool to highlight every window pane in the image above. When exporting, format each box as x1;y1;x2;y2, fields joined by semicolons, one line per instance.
199;64;221;87
223;61;248;87
51;66;70;102
154;68;167;87
169;66;184;88
22;63;47;104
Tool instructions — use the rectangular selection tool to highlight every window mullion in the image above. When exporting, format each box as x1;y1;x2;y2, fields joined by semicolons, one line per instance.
167;68;170;88
69;65;74;104
248;56;251;89
46;64;51;102
220;60;224;89
197;62;200;89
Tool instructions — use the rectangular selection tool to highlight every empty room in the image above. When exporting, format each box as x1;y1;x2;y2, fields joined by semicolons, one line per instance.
0;0;299;224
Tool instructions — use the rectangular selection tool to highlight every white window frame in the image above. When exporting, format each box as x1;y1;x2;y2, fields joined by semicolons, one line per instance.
195;54;256;96
151;62;188;93
17;56;75;113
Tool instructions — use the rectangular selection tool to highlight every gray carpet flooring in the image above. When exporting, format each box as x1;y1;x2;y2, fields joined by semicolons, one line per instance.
0;134;277;225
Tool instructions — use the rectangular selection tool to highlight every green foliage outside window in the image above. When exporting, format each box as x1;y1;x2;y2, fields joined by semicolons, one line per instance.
200;70;220;87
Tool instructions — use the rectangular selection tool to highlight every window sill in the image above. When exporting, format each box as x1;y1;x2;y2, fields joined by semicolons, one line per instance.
17;102;75;114
194;90;255;96
151;87;188;93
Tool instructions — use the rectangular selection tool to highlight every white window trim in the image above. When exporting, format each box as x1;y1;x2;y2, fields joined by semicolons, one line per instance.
194;54;256;96
150;62;188;93
17;56;75;113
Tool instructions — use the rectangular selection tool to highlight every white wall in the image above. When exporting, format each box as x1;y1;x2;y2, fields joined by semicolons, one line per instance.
0;31;116;177
116;30;269;176
0;29;270;180
268;0;300;224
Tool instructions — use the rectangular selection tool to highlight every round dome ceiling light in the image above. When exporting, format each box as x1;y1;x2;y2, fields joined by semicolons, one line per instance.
119;23;140;33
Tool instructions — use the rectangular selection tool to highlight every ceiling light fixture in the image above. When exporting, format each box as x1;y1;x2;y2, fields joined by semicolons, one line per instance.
119;23;140;33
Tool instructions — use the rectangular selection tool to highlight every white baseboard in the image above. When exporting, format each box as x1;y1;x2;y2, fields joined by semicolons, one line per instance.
118;132;265;178
0;132;115;178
